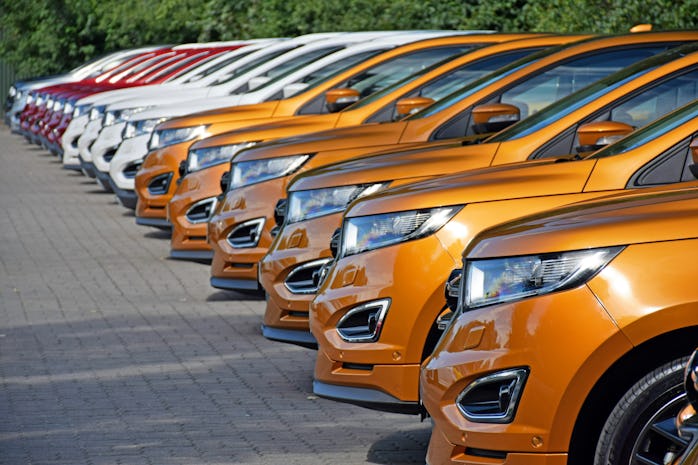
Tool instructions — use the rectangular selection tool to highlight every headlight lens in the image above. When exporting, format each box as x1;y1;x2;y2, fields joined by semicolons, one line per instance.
64;101;74;115
89;105;106;121
464;246;624;310
107;106;150;126
103;109;118;126
340;206;462;257
149;125;207;150
53;99;64;112
123;117;166;139
187;142;256;173
230;154;310;189
286;183;389;224
73;103;90;118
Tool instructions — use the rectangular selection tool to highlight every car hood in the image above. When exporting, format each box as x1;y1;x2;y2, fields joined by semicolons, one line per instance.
153;101;280;129
231;121;409;162
289;139;499;191
345;156;597;217
468;182;698;258
189;113;341;149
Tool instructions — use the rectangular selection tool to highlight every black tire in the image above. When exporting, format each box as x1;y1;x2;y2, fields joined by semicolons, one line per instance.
594;356;689;465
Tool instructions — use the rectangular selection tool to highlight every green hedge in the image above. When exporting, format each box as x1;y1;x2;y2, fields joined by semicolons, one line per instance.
2;0;697;77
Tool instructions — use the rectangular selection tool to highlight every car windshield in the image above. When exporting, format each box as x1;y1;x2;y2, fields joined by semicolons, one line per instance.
588;101;698;159
331;45;476;100
488;44;698;142
404;47;556;120
182;50;256;83
257;48;384;94
407;42;674;121
210;46;299;85
348;47;543;115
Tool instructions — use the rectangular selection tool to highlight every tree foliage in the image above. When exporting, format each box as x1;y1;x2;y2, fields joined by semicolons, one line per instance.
1;0;698;78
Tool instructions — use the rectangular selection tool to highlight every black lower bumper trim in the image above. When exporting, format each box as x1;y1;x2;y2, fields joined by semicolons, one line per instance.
63;163;83;172
80;159;97;178
170;249;213;263
95;170;114;192
312;380;421;414
110;180;137;210
261;324;317;349
210;276;261;293
135;216;171;229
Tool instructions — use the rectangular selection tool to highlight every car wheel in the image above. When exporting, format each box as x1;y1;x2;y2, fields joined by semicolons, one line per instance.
594;356;689;465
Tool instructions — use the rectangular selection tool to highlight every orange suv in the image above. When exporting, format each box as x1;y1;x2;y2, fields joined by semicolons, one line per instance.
309;99;698;413
209;32;698;293
261;42;698;347
422;184;698;465
168;35;570;260
134;33;522;228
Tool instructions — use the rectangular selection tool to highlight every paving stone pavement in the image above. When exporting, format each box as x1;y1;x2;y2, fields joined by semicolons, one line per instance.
0;125;431;465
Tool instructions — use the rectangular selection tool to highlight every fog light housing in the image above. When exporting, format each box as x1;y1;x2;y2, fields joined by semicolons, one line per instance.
284;258;333;294
227;218;265;248
456;368;529;423
185;197;218;224
337;299;390;343
147;172;173;195
123;160;143;179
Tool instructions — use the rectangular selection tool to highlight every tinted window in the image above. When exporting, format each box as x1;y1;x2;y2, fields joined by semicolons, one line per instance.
360;48;544;123
628;136;694;186
210;46;299;85
183;50;256;83
297;45;477;115
589;102;698;159
265;49;385;98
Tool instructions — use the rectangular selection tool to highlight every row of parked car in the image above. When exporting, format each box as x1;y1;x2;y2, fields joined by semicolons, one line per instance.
6;29;698;464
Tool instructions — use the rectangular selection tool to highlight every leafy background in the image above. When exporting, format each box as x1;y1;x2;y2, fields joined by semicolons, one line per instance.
1;0;697;77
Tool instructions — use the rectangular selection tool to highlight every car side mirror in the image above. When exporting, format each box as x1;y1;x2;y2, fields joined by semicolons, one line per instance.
472;103;520;135
282;83;308;98
329;228;341;258
247;76;271;91
444;268;462;314
576;121;634;155
219;171;230;193
394;97;435;120
178;160;186;177
325;88;360;113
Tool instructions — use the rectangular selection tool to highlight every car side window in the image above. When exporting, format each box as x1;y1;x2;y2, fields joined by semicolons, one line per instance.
627;136;695;187
532;68;698;159
432;45;672;140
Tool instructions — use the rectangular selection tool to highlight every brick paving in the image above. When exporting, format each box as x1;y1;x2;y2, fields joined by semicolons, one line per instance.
0;125;430;465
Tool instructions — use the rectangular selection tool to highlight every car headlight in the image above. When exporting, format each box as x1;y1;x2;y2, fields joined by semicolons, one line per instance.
286;183;389;224
106;106;149;127
230;154;311;189
53;99;64;112
187;142;257;173
119;106;148;121
123;117;167;139
26;94;35;104
89;105;106;121
149;125;207;150
103;109;118;126
340;206;462;257
46;98;54;110
8;86;16;97
64;101;74;115
73;103;90;118
463;246;624;310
